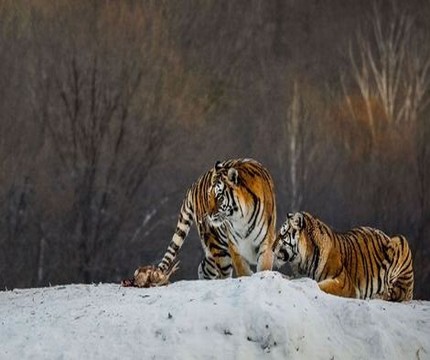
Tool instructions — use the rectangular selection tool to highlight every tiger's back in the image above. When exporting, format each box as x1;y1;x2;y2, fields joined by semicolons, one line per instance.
336;227;414;301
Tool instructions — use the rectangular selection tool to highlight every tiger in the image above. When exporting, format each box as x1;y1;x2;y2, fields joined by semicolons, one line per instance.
273;212;414;302
132;158;277;286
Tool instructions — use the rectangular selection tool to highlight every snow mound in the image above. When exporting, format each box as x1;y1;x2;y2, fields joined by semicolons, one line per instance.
1;271;429;359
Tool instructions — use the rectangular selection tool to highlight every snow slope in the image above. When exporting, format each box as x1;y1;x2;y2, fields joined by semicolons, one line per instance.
1;271;429;360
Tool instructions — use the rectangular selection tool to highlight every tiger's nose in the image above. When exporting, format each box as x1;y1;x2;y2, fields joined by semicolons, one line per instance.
278;248;289;262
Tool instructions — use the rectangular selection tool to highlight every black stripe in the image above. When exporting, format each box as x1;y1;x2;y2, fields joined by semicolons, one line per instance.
208;242;229;256
245;199;260;237
320;261;329;281
161;258;169;267
179;213;192;227
253;222;266;248
398;253;412;274
306;226;320;279
311;247;320;280
337;233;345;263
241;182;259;224
353;234;368;298
203;266;216;278
175;227;186;238
348;235;358;288
170;242;180;252
367;237;383;294
361;235;374;298
167;248;176;256
219;263;233;272
368;233;385;265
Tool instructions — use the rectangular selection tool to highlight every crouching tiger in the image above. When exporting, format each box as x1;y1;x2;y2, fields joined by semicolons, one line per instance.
129;158;277;287
273;212;414;302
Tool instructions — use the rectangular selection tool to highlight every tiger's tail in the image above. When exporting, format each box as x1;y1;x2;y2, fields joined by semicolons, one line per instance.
157;192;194;273
386;235;414;301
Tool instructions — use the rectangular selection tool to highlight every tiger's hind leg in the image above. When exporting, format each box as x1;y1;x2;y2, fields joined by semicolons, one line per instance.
385;235;414;302
197;241;234;280
198;257;218;280
385;278;413;302
228;240;253;277
198;256;233;279
197;225;233;280
318;269;357;298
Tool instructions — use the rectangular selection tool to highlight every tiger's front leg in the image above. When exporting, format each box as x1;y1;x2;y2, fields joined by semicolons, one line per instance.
228;240;253;277
318;270;357;298
256;236;275;272
257;248;274;272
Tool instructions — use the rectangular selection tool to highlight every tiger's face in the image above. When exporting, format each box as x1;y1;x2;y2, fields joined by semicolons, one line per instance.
273;212;304;267
207;163;240;227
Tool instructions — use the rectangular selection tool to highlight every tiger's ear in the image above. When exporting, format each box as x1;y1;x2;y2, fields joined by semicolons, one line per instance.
227;168;239;185
290;212;304;230
215;160;223;170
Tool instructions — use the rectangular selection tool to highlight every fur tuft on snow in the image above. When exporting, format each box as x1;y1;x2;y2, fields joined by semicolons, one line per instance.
1;271;429;359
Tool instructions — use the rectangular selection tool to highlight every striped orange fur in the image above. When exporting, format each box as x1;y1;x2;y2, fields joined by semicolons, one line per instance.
273;212;414;301
155;158;277;279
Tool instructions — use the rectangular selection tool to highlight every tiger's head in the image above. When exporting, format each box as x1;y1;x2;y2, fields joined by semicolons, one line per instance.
207;160;241;227
273;212;304;267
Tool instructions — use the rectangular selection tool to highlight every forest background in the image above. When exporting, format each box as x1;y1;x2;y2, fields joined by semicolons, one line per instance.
1;0;429;299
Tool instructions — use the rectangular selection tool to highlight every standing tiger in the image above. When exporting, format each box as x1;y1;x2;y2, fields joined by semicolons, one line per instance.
131;158;277;287
273;212;414;302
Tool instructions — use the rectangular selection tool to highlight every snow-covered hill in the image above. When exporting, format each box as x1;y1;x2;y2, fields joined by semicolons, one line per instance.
1;271;429;360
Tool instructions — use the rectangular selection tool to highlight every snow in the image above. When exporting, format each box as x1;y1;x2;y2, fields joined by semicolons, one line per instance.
1;271;429;360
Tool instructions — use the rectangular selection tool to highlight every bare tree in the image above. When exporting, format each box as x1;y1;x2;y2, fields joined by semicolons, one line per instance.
276;81;337;218
341;3;430;298
279;82;309;210
342;5;430;140
30;6;176;282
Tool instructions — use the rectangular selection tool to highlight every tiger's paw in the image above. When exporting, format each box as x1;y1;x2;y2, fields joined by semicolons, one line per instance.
121;262;180;288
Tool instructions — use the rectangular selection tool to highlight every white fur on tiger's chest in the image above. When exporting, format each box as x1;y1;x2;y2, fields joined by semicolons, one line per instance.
235;237;258;265
227;219;267;265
